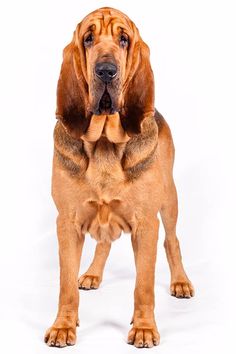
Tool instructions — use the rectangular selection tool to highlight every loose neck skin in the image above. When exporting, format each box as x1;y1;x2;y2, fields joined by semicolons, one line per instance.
54;113;159;182
80;112;130;144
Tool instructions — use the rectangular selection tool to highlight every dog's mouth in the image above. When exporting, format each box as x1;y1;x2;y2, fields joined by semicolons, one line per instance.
98;88;114;115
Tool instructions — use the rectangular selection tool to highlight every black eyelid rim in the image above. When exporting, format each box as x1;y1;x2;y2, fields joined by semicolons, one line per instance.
84;32;94;45
120;32;129;40
119;32;129;47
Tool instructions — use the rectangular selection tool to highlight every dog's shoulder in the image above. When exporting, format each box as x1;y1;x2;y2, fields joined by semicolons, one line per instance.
53;121;88;177
122;116;159;180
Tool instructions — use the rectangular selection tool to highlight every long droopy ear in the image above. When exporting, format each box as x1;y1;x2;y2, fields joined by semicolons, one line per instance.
56;28;91;139
121;40;155;136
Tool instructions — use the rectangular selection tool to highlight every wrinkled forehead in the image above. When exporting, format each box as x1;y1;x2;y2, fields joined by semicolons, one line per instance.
79;8;135;36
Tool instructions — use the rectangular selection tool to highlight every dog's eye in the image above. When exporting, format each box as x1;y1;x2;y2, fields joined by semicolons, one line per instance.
84;33;93;47
120;34;129;47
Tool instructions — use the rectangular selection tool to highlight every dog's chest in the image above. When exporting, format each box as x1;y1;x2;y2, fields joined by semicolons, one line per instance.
53;121;160;242
79;139;133;241
83;138;125;191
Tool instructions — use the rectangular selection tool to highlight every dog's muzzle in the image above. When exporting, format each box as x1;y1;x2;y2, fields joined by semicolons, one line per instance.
95;62;117;83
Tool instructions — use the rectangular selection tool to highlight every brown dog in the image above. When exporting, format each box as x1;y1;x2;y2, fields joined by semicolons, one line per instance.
44;7;194;348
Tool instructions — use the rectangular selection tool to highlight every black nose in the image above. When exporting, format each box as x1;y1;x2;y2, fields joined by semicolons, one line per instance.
95;62;117;83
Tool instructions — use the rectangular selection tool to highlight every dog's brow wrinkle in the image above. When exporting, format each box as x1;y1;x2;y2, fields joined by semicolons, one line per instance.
101;13;113;35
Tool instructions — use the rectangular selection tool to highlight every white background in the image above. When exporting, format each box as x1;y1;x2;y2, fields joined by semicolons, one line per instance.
0;0;236;353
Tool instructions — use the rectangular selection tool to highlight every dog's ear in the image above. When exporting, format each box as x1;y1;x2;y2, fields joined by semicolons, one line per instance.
56;28;90;139
121;40;155;136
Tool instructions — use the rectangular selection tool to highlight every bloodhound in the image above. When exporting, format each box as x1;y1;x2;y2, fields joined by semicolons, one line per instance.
44;7;194;348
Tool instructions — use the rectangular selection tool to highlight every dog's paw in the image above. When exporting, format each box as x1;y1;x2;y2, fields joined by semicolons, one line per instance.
44;326;76;347
78;273;101;290
127;326;160;348
170;280;195;298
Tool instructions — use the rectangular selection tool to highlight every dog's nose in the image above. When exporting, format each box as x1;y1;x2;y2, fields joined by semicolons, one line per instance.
95;62;117;83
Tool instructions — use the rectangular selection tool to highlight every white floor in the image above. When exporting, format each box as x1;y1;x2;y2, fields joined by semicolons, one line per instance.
1;233;234;354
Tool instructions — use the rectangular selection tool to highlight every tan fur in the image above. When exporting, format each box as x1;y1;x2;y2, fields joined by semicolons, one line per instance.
44;7;194;349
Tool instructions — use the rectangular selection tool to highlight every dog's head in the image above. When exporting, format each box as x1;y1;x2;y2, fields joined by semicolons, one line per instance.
56;7;154;139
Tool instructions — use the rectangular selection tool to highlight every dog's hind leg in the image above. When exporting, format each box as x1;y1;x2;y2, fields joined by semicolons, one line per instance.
78;241;111;290
160;180;195;298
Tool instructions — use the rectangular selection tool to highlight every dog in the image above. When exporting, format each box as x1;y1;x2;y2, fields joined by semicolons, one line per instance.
44;7;194;348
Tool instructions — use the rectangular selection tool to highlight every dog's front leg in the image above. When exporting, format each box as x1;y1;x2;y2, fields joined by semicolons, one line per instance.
128;217;160;348
44;215;84;347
